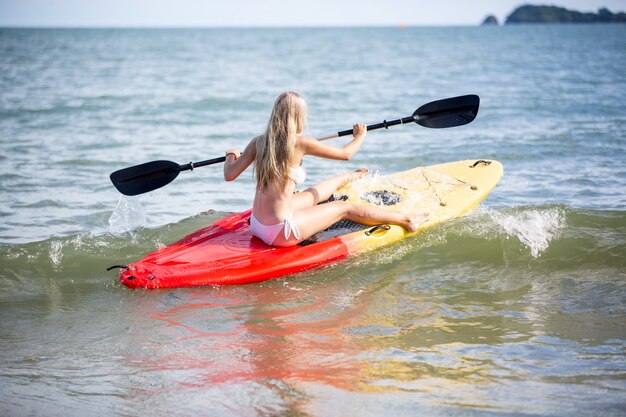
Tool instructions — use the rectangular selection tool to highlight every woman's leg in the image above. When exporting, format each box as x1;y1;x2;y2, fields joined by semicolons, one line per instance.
272;200;428;247
291;169;367;212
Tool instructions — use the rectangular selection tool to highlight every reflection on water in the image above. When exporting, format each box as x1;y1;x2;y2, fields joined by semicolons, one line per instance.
108;250;625;416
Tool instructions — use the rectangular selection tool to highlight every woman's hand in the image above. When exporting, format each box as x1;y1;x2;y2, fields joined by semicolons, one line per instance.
353;123;367;139
225;149;240;160
352;167;369;180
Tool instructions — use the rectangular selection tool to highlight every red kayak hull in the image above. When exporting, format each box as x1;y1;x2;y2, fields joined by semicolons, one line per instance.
119;209;352;288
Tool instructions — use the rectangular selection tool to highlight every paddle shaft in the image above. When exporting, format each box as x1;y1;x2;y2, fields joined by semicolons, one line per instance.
317;115;415;141
179;155;226;173
184;114;415;168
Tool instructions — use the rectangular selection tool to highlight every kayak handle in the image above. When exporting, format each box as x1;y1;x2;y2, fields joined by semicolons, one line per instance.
365;224;391;236
107;264;128;271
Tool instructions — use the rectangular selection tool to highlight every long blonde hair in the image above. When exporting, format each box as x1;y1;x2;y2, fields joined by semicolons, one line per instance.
255;92;308;190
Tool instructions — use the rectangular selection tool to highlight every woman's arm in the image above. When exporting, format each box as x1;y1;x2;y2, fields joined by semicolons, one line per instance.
300;124;367;160
223;137;257;181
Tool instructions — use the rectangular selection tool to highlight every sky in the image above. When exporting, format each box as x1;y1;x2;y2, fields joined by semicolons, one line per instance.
1;0;626;27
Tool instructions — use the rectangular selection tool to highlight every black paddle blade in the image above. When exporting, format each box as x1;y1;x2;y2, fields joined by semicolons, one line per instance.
413;94;479;129
110;160;181;196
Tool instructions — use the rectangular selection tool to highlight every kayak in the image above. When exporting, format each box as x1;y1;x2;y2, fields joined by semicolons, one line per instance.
117;159;503;288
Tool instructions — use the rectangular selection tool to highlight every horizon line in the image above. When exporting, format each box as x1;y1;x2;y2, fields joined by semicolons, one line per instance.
4;22;624;30
0;23;479;29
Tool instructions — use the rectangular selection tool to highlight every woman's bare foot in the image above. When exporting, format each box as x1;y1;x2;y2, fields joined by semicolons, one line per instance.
404;212;430;232
352;168;369;180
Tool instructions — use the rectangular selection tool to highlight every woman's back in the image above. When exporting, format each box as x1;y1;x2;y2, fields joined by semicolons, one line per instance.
252;137;306;225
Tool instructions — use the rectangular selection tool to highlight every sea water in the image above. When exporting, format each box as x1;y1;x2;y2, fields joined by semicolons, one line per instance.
1;26;625;416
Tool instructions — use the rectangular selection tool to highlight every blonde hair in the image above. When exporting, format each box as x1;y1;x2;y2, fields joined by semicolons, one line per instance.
255;92;308;190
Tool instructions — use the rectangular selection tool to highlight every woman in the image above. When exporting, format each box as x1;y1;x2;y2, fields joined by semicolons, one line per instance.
224;92;427;247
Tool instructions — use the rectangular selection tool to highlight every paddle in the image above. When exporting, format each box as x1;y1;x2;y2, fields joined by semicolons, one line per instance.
110;94;479;196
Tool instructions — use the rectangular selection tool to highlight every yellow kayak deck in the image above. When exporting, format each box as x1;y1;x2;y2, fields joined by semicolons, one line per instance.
327;159;504;252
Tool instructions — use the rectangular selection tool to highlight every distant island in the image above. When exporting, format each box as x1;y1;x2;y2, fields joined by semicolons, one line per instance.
506;5;626;24
481;15;499;26
481;4;626;25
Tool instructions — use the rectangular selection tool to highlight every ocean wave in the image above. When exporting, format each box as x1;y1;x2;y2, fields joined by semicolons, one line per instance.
349;205;625;270
0;210;225;297
0;206;623;297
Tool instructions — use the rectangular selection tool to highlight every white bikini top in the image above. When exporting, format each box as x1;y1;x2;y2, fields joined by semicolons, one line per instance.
289;165;306;185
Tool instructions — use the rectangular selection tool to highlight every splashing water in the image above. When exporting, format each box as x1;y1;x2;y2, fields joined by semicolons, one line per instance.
338;169;449;213
108;196;147;235
487;207;566;257
49;240;63;266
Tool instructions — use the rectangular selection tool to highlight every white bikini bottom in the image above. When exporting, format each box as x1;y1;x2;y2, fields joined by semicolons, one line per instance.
249;213;301;245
